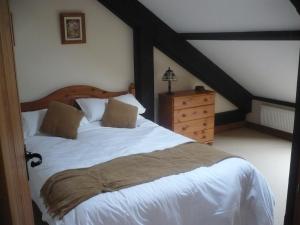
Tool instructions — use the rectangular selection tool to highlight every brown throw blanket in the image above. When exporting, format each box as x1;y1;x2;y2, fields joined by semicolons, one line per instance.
41;142;235;218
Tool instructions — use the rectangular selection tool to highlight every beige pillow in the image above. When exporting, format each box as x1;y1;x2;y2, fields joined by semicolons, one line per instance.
40;101;84;139
102;99;138;128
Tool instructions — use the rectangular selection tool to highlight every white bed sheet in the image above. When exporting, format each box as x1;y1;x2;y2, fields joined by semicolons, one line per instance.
26;116;274;225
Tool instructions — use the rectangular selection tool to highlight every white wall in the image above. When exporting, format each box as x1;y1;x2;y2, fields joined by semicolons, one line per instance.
11;0;237;116
10;0;134;102
154;48;237;120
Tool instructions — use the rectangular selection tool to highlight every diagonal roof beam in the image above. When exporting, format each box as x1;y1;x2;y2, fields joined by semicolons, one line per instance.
98;0;253;112
291;0;300;14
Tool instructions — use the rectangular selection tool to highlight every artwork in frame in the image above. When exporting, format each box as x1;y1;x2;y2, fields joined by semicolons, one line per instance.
60;12;86;44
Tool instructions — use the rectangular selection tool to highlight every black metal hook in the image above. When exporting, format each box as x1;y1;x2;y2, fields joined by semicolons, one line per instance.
25;151;42;168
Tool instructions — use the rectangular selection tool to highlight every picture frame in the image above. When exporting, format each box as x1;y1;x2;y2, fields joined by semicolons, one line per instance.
60;12;86;44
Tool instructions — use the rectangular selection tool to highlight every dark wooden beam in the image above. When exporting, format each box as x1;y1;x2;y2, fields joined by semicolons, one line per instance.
284;51;300;225
133;28;155;120
180;31;300;40
215;110;246;126
254;96;295;108
97;0;253;113
291;0;300;14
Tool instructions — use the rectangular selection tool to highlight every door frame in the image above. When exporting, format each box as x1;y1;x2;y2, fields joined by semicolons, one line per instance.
285;52;300;225
0;0;35;224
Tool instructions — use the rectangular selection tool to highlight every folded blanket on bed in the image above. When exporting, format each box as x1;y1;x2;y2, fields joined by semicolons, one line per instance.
41;142;235;219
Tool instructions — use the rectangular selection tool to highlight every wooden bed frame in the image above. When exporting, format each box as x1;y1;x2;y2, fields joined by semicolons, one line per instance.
21;84;135;112
21;83;135;224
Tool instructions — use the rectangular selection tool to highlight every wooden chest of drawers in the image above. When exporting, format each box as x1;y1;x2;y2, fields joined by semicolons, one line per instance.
158;90;215;144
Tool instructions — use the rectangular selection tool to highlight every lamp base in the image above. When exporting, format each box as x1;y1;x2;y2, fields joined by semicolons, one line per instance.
168;80;173;95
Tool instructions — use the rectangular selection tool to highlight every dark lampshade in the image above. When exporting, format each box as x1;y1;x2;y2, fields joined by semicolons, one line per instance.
162;67;176;94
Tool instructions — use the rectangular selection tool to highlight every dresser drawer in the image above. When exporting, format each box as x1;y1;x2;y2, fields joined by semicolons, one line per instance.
174;117;214;133
174;105;214;123
174;94;214;110
179;128;214;143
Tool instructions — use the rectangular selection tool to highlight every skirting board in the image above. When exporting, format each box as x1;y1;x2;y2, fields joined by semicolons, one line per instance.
214;110;293;141
215;122;245;134
245;122;293;141
214;110;246;133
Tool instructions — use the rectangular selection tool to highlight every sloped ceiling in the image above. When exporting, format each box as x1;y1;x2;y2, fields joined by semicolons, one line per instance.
138;0;300;103
190;40;300;103
138;0;300;32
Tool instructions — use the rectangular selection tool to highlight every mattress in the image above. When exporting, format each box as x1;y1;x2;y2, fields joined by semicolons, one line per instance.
26;116;274;225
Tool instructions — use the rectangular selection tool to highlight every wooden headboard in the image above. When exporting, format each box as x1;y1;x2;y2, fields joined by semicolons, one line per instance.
21;83;135;112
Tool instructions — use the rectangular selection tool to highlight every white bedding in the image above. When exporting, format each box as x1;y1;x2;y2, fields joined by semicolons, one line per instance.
26;116;274;225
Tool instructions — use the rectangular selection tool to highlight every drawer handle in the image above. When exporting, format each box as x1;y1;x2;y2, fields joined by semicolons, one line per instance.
182;101;187;105
202;135;206;139
204;98;208;102
182;126;188;131
193;131;198;135
182;114;186;117
203;123;207;126
203;110;208;114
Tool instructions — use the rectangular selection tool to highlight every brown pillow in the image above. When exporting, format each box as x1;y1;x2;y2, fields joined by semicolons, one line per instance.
40;101;84;139
102;99;138;128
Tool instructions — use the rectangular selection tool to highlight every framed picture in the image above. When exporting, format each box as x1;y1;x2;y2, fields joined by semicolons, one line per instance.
60;12;86;44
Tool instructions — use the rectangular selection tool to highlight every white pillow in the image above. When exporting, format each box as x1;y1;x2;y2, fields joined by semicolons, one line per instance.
22;109;47;139
79;116;89;126
76;98;108;122
114;94;146;114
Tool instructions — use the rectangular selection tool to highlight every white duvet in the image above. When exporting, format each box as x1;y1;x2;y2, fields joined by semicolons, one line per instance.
26;116;274;225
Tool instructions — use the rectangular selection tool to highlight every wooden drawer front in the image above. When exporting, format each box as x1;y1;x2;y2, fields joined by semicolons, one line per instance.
180;128;214;143
174;105;214;123
174;117;214;134
174;94;214;110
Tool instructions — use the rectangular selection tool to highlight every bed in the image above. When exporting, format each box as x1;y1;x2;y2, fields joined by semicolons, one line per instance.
21;84;274;225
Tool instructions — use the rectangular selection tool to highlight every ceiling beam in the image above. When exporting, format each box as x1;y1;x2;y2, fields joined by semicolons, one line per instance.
291;0;300;14
97;0;253;113
180;31;300;40
133;28;155;120
253;96;295;108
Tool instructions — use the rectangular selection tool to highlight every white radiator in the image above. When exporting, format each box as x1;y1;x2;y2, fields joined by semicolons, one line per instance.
260;104;295;133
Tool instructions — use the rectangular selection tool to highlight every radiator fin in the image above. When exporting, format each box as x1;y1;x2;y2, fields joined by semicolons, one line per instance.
261;105;295;133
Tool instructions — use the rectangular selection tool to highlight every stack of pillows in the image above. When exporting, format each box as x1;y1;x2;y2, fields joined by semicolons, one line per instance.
22;94;146;140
